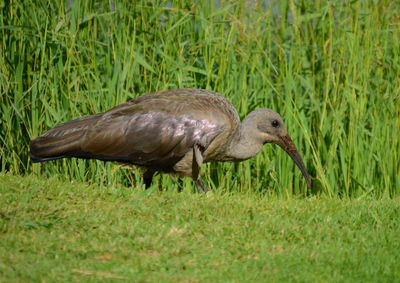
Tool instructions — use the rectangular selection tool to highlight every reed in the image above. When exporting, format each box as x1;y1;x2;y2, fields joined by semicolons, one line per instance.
1;0;399;197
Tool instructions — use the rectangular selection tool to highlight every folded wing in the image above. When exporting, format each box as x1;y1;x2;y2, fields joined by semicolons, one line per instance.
30;97;225;171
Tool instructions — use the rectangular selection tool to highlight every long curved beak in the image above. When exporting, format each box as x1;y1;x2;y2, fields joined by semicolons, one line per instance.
276;134;312;189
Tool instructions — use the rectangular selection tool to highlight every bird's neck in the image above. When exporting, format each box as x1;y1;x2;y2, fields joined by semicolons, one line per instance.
225;118;263;161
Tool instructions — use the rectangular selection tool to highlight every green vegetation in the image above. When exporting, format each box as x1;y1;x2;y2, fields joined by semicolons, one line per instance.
1;2;399;281
1;1;399;196
1;174;399;281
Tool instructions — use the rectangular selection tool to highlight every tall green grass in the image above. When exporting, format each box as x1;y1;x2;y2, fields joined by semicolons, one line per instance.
1;0;399;197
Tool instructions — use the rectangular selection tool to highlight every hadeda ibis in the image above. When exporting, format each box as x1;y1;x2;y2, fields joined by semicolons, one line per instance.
30;88;311;192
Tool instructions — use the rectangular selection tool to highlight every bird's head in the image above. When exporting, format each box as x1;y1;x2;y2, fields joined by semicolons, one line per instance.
246;108;312;188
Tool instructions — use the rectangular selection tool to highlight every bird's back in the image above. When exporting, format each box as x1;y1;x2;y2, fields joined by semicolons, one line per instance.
30;89;240;173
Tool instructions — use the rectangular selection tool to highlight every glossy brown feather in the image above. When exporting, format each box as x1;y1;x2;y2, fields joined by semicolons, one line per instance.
30;89;234;171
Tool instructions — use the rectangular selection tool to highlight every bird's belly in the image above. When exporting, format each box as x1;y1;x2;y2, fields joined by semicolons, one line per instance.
172;127;236;177
172;151;193;177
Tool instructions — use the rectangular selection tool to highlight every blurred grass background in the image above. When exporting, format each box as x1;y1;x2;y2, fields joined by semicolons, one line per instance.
1;0;399;197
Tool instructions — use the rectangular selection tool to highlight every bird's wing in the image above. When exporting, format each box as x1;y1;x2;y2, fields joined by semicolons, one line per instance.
79;99;225;170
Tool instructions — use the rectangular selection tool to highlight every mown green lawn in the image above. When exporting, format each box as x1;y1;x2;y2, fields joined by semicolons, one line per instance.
0;174;399;282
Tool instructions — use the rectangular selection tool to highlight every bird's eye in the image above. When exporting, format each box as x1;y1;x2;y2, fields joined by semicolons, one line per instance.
271;120;280;128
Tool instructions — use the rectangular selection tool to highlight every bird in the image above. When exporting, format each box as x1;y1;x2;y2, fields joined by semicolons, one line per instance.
30;88;311;192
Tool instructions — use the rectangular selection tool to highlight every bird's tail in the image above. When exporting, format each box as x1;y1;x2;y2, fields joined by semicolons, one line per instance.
30;114;101;163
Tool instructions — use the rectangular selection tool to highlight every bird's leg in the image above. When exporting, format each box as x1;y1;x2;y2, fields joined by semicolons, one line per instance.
143;170;155;189
192;145;209;193
177;179;184;192
195;178;209;193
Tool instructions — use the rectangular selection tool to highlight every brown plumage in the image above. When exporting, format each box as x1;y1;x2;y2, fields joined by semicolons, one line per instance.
30;88;311;192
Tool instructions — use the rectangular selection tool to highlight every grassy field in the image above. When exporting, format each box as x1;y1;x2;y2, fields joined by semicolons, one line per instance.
1;1;399;281
1;174;400;282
